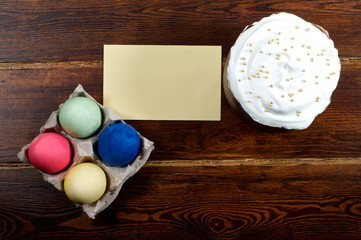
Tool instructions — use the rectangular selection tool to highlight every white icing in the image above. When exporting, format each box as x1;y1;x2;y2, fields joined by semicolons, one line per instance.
226;12;341;130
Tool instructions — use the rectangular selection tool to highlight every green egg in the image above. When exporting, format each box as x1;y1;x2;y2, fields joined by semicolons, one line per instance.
59;97;102;138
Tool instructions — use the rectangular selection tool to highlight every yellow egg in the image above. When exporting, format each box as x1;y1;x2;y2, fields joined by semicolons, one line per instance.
64;162;107;204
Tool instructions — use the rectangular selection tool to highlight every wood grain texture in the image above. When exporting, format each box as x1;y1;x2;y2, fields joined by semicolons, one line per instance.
0;0;359;62
1;61;360;163
2;163;361;239
1;0;361;239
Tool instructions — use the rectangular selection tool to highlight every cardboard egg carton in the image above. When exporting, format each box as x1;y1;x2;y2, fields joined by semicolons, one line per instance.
18;84;154;218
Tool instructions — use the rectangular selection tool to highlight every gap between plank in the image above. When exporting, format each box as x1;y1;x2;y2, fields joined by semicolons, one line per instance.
2;157;361;170
0;57;359;70
145;158;361;167
0;61;103;70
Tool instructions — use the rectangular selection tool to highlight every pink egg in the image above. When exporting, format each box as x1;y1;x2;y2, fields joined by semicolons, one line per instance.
28;132;72;174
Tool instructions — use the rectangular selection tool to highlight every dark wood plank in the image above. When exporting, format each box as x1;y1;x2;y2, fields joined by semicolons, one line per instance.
2;162;361;239
0;0;359;62
1;1;360;239
1;61;360;163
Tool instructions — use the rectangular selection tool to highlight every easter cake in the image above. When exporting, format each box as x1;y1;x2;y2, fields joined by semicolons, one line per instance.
224;12;341;130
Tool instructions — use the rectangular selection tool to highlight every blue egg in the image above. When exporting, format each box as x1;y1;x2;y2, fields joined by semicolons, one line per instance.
97;123;141;167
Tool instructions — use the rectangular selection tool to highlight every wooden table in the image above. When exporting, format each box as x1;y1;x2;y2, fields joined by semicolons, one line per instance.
1;1;360;239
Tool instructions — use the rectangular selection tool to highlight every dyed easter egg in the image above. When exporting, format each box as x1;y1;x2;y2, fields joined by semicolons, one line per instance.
27;132;72;174
59;97;102;138
97;123;141;167
64;162;107;204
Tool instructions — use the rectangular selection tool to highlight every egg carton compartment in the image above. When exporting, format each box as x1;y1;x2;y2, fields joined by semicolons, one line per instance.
18;84;154;218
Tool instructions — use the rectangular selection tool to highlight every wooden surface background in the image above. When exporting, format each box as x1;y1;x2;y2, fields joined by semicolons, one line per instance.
1;0;361;239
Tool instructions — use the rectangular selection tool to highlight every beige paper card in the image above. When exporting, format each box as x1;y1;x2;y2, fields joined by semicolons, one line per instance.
103;45;221;120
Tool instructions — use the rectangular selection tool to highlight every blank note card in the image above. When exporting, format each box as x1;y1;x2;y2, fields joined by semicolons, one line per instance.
103;45;221;121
